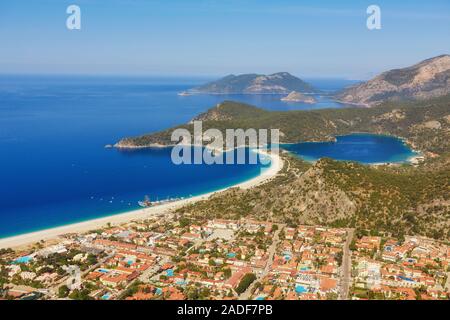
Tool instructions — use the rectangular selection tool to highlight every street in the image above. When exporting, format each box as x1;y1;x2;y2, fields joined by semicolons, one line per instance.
239;226;283;300
339;228;354;300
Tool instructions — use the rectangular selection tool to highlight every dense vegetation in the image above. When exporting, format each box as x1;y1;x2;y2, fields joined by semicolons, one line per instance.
179;153;450;240
235;273;256;294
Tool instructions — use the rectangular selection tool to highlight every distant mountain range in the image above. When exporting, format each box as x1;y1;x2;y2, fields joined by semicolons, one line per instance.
337;54;450;106
183;55;450;106
184;72;317;94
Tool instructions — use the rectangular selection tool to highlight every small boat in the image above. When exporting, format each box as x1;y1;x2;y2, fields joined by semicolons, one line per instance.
138;195;153;208
138;195;183;208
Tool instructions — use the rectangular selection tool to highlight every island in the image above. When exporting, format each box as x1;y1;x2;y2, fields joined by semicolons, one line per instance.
281;91;317;103
182;72;318;95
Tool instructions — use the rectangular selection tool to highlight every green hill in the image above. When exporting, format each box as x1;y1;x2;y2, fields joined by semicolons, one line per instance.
117;96;450;155
178;154;450;240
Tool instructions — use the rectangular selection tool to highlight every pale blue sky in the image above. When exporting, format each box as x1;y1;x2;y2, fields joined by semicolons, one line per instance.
1;0;449;79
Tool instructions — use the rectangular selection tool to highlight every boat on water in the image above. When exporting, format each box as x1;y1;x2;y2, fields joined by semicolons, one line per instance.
138;195;152;208
138;195;183;208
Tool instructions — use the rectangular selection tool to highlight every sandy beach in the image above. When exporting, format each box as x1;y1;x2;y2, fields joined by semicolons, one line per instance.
0;151;283;250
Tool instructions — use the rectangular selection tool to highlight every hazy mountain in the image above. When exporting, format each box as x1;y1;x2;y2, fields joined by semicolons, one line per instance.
186;72;317;94
337;55;450;106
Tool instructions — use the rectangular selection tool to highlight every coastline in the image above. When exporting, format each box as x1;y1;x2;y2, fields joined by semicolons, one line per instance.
179;91;319;96
0;151;283;250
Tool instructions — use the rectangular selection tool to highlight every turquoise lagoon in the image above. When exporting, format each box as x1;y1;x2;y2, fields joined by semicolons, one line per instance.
281;134;418;165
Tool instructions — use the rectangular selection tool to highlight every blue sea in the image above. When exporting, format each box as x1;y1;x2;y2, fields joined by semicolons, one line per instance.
282;134;417;164
0;75;409;238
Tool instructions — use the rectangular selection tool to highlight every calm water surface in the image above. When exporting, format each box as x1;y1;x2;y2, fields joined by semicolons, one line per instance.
0;75;364;237
282;134;417;164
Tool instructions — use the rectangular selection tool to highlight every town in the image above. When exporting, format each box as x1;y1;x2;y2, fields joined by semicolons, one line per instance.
1;211;449;300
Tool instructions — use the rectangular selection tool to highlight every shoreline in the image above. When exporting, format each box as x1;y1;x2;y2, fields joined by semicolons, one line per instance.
178;91;319;96
0;151;283;250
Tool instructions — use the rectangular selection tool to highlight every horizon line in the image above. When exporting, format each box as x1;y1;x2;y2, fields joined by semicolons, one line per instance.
0;72;364;81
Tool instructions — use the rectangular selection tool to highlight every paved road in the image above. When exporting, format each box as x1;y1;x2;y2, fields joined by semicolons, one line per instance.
340;228;354;300
239;226;282;300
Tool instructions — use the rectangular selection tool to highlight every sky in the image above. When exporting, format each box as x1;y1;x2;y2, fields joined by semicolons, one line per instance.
1;0;450;79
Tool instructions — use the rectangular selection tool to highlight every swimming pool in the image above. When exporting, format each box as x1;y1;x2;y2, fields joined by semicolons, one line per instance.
295;285;308;294
166;269;174;277
398;275;414;282
299;267;310;271
101;293;111;300
13;256;32;264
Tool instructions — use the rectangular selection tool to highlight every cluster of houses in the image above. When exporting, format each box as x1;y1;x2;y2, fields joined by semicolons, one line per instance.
352;235;450;300
250;226;348;300
124;218;276;300
2;213;449;301
4;217;278;300
0;240;105;300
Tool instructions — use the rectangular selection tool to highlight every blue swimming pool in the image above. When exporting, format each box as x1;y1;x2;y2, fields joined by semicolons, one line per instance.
398;275;414;282
300;267;310;271
166;269;174;277
13;256;32;264
295;285;308;294
101;293;111;300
